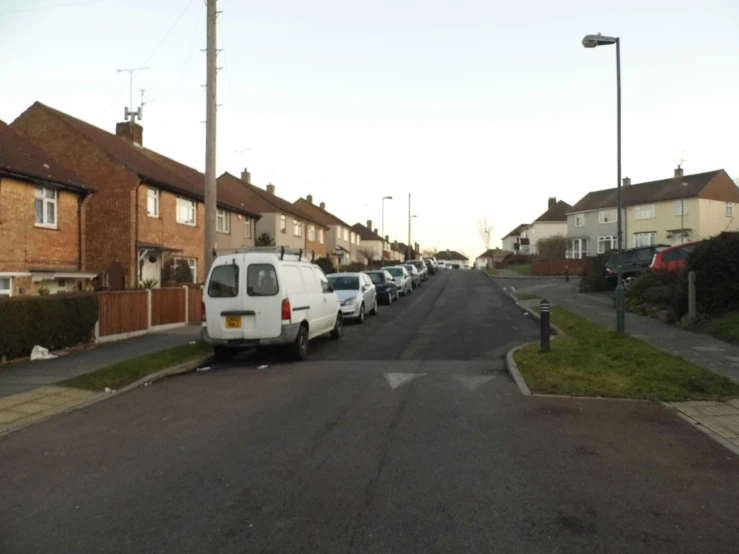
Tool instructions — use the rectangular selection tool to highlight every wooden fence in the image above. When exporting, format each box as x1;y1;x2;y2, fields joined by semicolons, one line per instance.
531;259;590;276
188;286;203;323
151;288;187;327
98;290;148;337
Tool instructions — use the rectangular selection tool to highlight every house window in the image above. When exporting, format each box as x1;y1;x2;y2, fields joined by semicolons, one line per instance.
280;215;287;233
344;228;349;241
726;202;733;217
318;229;324;244
293;219;303;237
147;188;159;217
174;257;197;283
633;232;657;248
570;238;587;259
216;209;230;233
597;235;618;254
244;218;252;239
34;187;57;227
308;225;316;241
350;232;355;244
634;204;655;220
176;198;196;226
598;209;616;224
674;200;687;216
574;214;585;227
0;277;11;296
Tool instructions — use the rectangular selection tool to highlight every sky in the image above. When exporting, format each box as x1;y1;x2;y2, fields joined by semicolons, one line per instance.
2;0;738;258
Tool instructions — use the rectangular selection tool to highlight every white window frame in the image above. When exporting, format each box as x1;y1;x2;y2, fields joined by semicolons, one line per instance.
147;188;159;217
574;214;584;227
674;200;687;216
318;228;324;244
293;219;303;238
350;232;355;245
34;187;58;228
0;277;12;297
176;197;197;226
174;257;198;283
598;209;616;224
216;209;230;233
570;238;587;259
597;235;618;254
633;232;657;248
344;228;349;241
308;225;316;241
280;215;287;233
634;204;655;220
726;202;733;217
244;218;252;239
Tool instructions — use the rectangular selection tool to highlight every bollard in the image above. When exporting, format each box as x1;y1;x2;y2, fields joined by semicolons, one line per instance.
540;299;551;352
564;266;569;282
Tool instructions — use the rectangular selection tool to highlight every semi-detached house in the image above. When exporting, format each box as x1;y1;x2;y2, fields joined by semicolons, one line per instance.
12;102;261;288
566;167;739;258
0;120;96;296
293;195;359;265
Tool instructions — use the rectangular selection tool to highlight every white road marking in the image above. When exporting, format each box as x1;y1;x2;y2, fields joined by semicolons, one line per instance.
692;346;726;352
725;356;739;363
451;375;496;392
384;373;425;389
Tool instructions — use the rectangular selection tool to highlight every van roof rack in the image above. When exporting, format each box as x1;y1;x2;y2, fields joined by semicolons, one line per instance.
213;246;314;261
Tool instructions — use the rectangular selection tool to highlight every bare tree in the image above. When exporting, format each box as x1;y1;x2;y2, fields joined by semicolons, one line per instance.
477;217;494;252
358;247;376;265
421;247;438;258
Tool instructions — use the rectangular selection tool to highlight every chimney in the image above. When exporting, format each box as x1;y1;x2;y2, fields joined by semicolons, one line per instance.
241;168;251;184
115;121;143;146
374;228;379;235
367;219;372;229
548;196;556;210
385;235;389;243
266;183;275;195
622;176;631;186
306;194;313;204
319;202;326;210
674;165;684;179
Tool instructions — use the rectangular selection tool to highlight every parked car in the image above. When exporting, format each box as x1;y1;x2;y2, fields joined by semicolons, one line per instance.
202;247;342;362
408;260;429;281
650;241;701;272
385;266;413;295
327;272;378;324
423;259;436;275
365;270;399;304
605;244;669;286
437;261;450;270
404;264;422;288
424;256;439;272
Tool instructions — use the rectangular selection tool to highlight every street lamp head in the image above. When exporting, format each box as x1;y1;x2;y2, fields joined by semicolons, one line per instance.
582;33;618;48
384;195;393;200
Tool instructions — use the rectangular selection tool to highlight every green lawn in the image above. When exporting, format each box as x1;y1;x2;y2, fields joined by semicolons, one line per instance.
61;342;211;391
514;291;540;301
708;312;739;344
484;267;499;276
514;307;739;401
508;264;532;275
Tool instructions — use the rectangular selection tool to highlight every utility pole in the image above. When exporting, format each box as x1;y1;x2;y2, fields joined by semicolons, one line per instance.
407;193;411;261
204;0;218;273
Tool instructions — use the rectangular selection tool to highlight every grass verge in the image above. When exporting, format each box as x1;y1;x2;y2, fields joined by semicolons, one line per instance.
708;312;739;344
509;264;532;275
61;342;211;391
514;291;540;301
513;307;739;401
485;268;499;276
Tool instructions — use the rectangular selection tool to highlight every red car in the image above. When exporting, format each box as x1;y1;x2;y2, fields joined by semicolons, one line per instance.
650;241;701;272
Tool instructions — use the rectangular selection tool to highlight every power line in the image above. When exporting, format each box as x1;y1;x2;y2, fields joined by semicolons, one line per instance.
0;0;106;17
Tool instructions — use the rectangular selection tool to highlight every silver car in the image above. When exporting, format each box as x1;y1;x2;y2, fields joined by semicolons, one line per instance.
385;266;413;295
327;273;378;324
408;260;429;281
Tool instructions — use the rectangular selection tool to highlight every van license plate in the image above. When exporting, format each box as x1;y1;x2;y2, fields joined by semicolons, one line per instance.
225;316;241;329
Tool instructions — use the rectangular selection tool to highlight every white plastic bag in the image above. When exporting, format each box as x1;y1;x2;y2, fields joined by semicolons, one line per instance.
30;345;58;360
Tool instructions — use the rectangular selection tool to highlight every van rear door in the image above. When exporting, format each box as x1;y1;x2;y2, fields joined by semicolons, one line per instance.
205;256;246;342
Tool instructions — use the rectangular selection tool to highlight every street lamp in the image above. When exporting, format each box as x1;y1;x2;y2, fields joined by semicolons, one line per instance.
408;214;417;259
583;32;625;333
382;196;392;259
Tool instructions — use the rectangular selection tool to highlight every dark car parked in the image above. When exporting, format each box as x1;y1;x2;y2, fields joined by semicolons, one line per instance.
424;259;436;275
605;244;669;285
364;270;399;304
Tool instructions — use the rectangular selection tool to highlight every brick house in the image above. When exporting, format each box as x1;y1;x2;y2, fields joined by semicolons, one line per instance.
293;195;358;265
217;171;328;259
11;102;260;288
0;120;96;296
352;221;385;263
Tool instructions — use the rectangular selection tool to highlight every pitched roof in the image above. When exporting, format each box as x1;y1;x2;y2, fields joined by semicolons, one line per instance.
392;242;407;252
293;198;351;228
18;102;256;217
534;200;571;222
0;120;91;193
476;248;510;259
502;223;528;239
567;170;724;213
436;250;469;261
351;222;383;242
217;173;327;228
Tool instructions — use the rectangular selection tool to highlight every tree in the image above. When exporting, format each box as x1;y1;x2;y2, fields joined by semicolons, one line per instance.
477;216;494;252
421;248;438;258
314;257;336;275
536;234;569;260
358;247;375;265
255;232;275;246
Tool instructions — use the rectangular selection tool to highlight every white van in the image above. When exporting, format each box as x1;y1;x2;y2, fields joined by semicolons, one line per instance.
202;247;343;361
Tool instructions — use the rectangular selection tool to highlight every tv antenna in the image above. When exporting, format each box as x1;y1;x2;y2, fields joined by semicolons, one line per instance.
116;66;149;123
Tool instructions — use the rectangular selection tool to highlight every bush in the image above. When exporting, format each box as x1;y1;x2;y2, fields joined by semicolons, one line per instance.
626;269;688;321
626;270;675;301
687;232;739;314
578;254;610;292
0;293;99;361
641;286;673;306
314;257;336;275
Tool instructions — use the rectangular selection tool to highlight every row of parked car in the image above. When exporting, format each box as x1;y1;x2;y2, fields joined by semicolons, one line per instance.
201;248;445;362
604;240;701;286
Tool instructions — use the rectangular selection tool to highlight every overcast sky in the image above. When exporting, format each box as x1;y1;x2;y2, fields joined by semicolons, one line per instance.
2;0;738;257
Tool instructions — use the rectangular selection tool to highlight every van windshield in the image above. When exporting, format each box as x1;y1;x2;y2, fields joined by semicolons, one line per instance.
328;276;359;290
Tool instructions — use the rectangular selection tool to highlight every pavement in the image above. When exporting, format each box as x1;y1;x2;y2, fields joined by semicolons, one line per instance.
1;271;738;553
0;325;202;398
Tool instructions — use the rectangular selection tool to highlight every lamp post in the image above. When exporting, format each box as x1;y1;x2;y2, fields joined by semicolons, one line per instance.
409;214;417;258
382;195;392;259
583;32;625;334
680;181;688;244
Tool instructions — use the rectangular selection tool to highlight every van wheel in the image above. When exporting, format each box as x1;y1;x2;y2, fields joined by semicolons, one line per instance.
357;303;365;324
331;313;343;339
290;325;309;361
213;346;233;362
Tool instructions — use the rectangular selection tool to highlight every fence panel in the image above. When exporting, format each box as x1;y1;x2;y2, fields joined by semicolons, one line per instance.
188;286;203;323
531;259;590;276
98;290;148;337
151;288;186;327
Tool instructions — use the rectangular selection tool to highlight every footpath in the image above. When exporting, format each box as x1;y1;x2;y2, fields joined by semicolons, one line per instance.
0;325;202;434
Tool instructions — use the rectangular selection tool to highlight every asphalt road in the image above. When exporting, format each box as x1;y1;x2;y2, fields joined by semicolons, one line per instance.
1;270;738;553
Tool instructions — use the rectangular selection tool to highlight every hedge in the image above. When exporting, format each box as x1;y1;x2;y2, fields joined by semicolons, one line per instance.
687;232;739;314
0;293;99;361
